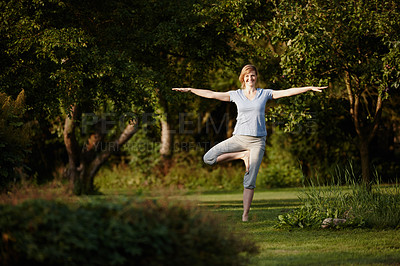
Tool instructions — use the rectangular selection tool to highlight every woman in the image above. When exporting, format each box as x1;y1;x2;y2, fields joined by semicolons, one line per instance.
173;64;326;221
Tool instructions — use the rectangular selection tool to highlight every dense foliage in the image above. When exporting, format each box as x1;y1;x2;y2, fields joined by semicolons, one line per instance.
271;0;400;183
0;198;257;265
0;91;32;189
0;0;399;191
0;0;239;193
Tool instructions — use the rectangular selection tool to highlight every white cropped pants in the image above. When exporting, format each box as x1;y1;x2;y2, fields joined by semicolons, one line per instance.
203;135;266;189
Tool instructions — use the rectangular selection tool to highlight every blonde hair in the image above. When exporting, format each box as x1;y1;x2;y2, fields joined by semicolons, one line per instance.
239;65;258;88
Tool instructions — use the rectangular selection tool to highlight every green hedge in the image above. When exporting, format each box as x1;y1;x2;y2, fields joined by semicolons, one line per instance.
0;198;257;265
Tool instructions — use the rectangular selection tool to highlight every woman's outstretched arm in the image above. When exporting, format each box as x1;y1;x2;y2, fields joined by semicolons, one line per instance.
172;88;230;102
272;86;327;99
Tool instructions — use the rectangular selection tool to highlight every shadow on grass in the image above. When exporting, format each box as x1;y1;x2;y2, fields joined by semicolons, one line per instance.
200;198;302;210
198;198;302;227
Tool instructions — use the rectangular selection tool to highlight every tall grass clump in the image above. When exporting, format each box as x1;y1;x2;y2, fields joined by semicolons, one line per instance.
276;166;400;229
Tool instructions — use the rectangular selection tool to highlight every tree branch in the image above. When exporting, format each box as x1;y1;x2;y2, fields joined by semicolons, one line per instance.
353;93;363;138
368;93;383;143
345;71;364;138
345;71;354;116
88;118;140;179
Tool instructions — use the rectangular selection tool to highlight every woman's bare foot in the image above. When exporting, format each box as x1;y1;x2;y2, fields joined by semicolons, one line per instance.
242;214;249;222
242;150;250;174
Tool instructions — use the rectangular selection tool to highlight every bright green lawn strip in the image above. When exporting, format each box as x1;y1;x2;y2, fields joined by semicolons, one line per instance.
249;229;400;265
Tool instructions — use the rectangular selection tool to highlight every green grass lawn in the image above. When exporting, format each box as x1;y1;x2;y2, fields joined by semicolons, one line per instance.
174;188;400;266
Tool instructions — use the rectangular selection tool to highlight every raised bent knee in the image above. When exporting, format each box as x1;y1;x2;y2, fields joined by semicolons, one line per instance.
203;152;217;165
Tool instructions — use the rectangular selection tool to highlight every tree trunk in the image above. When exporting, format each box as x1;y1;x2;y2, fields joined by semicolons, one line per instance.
63;105;81;192
157;89;173;160
160;116;173;159
63;107;139;195
359;137;371;185
156;90;174;176
226;103;234;138
345;71;383;186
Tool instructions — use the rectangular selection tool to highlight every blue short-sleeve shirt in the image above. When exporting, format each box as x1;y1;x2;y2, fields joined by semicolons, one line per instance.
229;88;273;137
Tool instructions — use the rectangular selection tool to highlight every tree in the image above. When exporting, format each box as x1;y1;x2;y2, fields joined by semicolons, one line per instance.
272;0;400;185
1;0;154;194
122;0;237;164
0;0;237;194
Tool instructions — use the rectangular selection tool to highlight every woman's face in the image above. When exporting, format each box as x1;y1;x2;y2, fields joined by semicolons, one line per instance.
244;71;257;89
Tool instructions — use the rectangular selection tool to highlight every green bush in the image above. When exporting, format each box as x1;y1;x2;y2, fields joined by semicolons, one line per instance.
276;206;327;229
95;149;246;191
257;130;304;188
124;129;162;177
94;164;156;190
0;198;257;265
163;153;244;191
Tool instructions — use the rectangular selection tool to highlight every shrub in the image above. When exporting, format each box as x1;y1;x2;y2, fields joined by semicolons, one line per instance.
94;163;155;191
124;129;161;177
257;129;303;188
0;198;258;265
163;159;244;191
0;179;74;205
95;150;246;191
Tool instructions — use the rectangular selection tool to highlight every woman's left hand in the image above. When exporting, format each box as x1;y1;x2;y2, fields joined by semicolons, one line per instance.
310;86;327;92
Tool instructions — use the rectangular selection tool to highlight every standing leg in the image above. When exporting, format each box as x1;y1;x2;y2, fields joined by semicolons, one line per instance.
241;136;266;221
242;188;254;221
203;135;265;221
